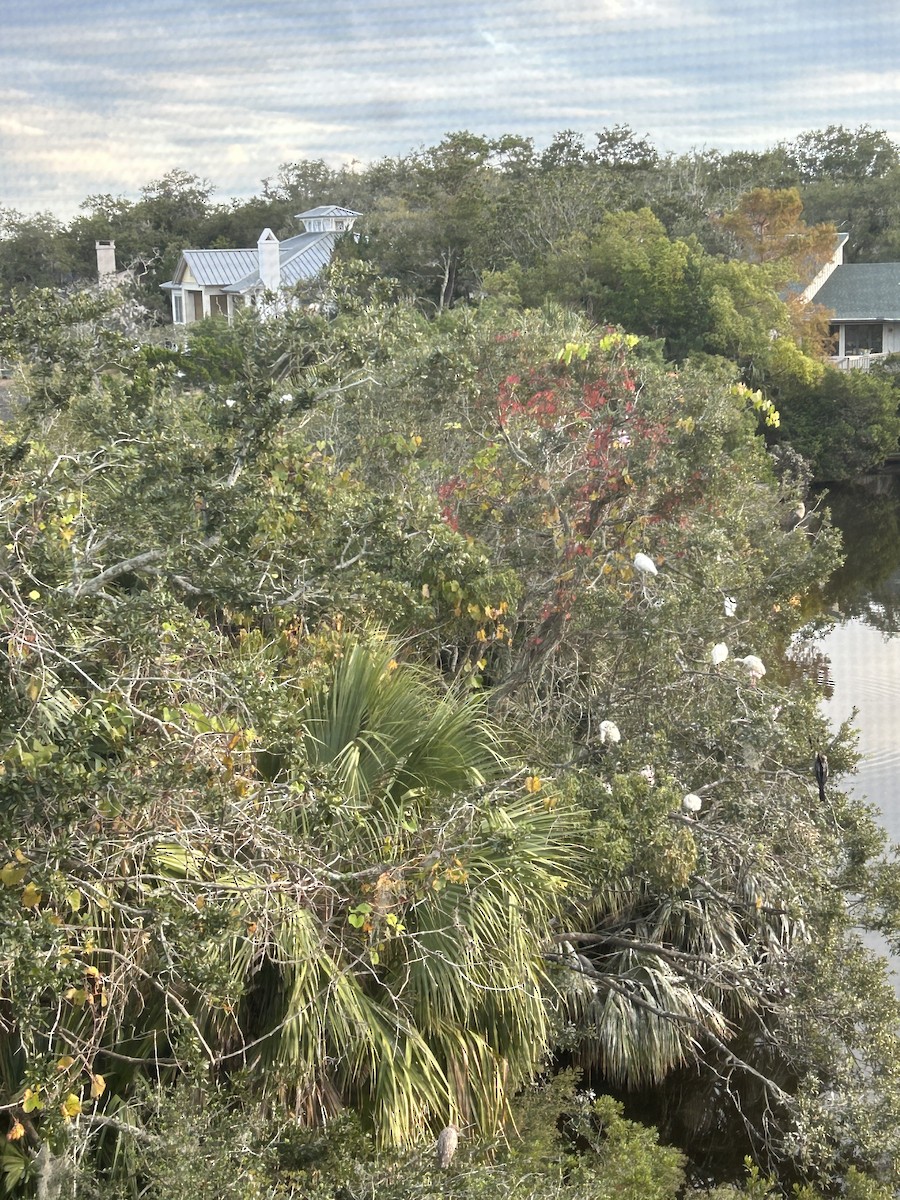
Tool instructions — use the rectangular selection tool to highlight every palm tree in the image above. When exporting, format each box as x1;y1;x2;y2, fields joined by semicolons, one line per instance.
154;634;575;1144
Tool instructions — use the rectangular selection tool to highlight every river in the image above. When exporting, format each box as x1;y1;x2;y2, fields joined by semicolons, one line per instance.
809;470;900;975
814;469;900;839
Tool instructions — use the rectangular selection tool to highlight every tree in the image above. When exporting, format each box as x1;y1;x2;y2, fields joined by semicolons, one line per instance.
785;125;900;183
2;232;899;1199
717;187;837;282
776;363;900;480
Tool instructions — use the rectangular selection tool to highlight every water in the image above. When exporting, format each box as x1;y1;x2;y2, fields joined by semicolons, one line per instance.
815;471;900;840
808;472;900;978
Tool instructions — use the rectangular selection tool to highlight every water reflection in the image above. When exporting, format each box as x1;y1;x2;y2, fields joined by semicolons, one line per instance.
822;468;900;634
819;622;900;836
814;468;900;836
810;472;900;979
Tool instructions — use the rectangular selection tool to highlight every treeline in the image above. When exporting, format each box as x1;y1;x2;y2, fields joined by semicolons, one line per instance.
2;267;900;1197
3;123;900;479
6;123;900;300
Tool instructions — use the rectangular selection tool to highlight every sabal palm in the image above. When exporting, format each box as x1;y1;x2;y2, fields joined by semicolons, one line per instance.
191;636;574;1143
7;634;572;1166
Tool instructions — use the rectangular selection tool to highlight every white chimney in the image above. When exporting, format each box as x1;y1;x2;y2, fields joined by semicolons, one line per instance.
257;229;280;292
96;239;116;284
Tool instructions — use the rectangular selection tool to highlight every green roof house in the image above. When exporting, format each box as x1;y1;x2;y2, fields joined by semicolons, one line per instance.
809;234;900;365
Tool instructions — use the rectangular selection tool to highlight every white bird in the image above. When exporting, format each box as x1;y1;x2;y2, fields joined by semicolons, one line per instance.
682;792;702;815
599;720;621;745
711;642;729;666
724;596;737;618
639;764;656;786
738;655;766;685
633;552;658;576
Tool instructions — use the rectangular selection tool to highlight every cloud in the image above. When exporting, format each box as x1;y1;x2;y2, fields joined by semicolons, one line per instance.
4;0;900;214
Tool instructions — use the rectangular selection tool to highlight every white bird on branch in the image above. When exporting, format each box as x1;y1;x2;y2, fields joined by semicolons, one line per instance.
711;642;729;666
682;792;702;816
599;719;621;745
633;552;658;577
738;655;766;685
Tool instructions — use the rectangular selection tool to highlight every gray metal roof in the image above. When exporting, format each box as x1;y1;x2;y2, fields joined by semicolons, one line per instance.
180;248;258;287
220;232;337;294
812;262;900;320
295;205;361;219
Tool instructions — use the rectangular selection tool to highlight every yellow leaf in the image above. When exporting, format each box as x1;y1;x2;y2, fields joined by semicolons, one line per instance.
22;1088;42;1114
56;1056;75;1072
0;863;27;888
90;1074;106;1099
14;850;28;864
21;883;42;909
524;775;542;794
7;1120;25;1141
83;965;100;979
66;889;83;912
61;1093;82;1120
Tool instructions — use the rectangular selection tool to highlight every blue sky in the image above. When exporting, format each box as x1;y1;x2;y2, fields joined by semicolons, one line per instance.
3;0;900;217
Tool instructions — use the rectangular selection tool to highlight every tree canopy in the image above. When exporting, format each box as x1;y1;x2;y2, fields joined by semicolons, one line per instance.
0;267;898;1198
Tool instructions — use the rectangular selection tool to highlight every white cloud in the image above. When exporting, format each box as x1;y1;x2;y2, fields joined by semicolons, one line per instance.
4;0;900;213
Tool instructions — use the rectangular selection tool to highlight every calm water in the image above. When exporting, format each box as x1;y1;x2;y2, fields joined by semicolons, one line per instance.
814;470;900;840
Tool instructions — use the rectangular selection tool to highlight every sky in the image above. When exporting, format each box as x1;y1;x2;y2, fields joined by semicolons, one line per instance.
3;0;900;218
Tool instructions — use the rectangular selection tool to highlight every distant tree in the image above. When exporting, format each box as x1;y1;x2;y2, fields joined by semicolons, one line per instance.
717;187;837;279
593;123;659;171
785;124;900;183
0;208;76;293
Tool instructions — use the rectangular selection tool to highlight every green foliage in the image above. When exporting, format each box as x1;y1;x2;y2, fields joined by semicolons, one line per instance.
2;180;900;1200
778;364;900;480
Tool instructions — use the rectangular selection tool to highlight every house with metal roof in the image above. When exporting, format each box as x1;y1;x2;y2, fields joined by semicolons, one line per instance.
808;234;900;367
160;206;361;325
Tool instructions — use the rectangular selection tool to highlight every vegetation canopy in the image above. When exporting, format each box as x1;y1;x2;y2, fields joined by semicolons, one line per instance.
1;127;900;1198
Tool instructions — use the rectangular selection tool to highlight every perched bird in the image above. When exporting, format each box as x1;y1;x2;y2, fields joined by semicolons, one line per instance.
738;655;766;685
815;751;829;801
682;792;702;816
599;719;621;745
724;596;738;618
711;642;729;666
436;1124;459;1169
633;552;658;577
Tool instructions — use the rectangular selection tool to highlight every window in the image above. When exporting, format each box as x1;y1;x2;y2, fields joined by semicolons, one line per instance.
172;293;184;324
844;323;883;355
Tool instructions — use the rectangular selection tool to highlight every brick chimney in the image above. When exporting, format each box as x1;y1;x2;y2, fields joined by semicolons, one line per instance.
257;229;280;292
96;239;116;284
